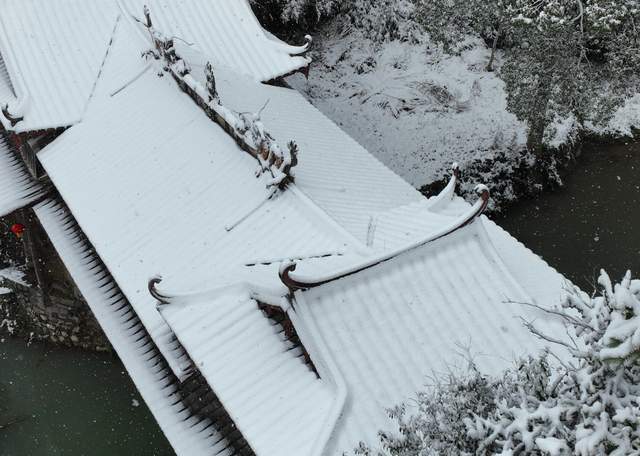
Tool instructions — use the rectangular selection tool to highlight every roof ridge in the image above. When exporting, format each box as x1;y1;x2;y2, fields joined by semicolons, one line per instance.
475;216;540;306
150;277;288;310
139;8;299;189
81;13;122;118
0;12;30;129
287;183;371;254
280;183;490;292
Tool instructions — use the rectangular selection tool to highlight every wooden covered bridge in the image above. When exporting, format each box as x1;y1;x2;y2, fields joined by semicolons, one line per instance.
0;1;568;454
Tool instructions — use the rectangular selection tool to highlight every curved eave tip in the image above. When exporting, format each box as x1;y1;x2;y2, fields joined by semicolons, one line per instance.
451;162;460;178
149;275;171;304
279;261;300;292
292;35;314;55
474;184;490;200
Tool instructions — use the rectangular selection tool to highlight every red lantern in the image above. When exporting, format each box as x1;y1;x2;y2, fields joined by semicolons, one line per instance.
10;223;25;239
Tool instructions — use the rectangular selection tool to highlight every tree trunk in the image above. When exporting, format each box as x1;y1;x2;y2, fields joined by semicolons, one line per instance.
486;32;499;72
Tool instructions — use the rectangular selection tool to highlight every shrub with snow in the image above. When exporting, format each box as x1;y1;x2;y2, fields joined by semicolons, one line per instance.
416;0;640;151
416;0;516;71
362;270;640;455
502;1;640;150
249;0;339;28
250;0;417;42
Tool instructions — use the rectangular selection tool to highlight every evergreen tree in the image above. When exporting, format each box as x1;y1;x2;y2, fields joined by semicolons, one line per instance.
503;0;640;152
416;0;517;71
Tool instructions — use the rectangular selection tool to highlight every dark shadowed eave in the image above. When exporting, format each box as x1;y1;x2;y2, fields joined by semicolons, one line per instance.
0;135;45;217
33;197;242;456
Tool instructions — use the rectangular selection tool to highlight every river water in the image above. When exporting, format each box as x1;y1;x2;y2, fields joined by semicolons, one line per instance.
497;141;640;290
0;141;638;455
0;339;172;455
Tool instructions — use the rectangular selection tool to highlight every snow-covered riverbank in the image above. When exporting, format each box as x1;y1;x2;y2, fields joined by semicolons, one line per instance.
287;23;640;209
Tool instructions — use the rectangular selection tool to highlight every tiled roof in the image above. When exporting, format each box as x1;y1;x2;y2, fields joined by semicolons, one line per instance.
0;136;44;217
121;0;310;81
38;67;356;380
200;66;426;243
292;218;565;454
0;51;15;105
33;198;234;456
158;288;339;456
366;199;459;251
0;0;122;132
19;13;572;456
0;0;310;132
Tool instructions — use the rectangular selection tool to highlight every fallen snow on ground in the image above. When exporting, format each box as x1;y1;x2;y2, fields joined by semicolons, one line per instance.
288;28;527;189
0;267;27;287
588;93;640;138
288;25;639;195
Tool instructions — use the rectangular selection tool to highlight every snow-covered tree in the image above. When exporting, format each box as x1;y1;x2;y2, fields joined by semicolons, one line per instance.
416;0;640;151
249;0;339;28
347;0;420;43
502;0;640;151
416;0;517;71
362;270;640;455
250;0;417;42
470;270;640;454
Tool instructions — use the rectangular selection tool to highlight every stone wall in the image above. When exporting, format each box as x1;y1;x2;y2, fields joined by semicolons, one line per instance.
0;209;109;351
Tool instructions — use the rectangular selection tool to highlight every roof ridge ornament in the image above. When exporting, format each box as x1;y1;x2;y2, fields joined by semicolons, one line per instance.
280;184;491;292
2;104;24;127
139;6;298;189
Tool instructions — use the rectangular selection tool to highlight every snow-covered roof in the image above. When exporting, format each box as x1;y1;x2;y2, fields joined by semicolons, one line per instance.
0;51;15;105
0;0;310;132
289;216;565;454
158;288;340;456
24;14;572;456
38;67;356;380
33;199;234;456
0;136;44;217
200;66;426;243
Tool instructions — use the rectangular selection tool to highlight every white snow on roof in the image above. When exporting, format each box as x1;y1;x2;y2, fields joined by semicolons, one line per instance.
196;66;426;243
33;199;233;456
159;289;338;456
366;199;460;251
0;51;15;105
0;137;44;217
121;0;310;81
38;68;355;380
0;0;310;132
19;14;573;455
0;0;121;132
292;218;563;455
482;217;569;311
